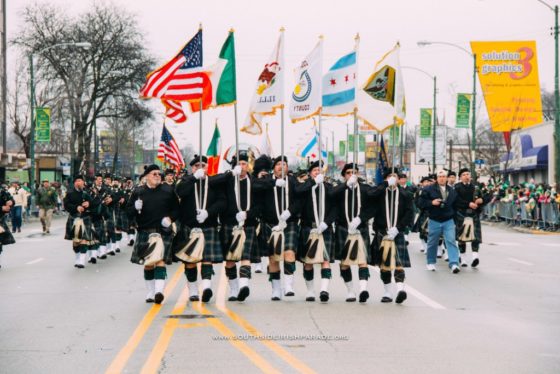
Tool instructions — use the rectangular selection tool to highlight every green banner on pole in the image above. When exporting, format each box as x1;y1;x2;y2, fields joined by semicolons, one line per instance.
456;93;472;128
420;108;432;138
339;140;346;156
35;107;51;143
328;151;334;165
348;134;355;153
388;125;400;146
359;135;366;152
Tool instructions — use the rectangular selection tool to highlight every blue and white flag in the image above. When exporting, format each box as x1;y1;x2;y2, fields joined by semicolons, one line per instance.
297;127;328;159
290;38;323;123
322;38;358;116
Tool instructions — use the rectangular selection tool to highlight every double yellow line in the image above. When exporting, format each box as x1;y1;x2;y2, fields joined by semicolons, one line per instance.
105;265;316;374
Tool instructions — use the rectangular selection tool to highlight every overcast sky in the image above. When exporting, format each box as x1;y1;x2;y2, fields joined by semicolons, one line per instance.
6;0;556;160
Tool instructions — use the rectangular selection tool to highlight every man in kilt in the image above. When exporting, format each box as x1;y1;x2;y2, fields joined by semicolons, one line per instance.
216;151;260;302
175;155;226;303
123;177;137;246
0;187;15;269
412;176;434;253
126;165;179;304
331;163;374;303
251;155;273;274
255;156;301;300
369;168;415;304
295;160;337;303
112;178;129;253
454;168;489;268
87;174;108;262
63;175;96;269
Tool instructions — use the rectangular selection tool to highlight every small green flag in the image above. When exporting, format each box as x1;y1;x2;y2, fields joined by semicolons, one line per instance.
216;31;236;106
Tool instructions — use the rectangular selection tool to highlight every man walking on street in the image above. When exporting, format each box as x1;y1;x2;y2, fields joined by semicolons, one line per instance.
36;179;57;234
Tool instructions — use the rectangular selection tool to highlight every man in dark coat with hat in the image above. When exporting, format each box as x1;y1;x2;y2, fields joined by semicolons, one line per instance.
175;155;227;303
251;155;273;274
368;168;415;304
164;169;176;186
331;163;374;303
126;165;179;304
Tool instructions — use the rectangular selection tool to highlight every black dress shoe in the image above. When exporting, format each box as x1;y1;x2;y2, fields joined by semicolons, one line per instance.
237;286;250;302
319;291;329;303
346;296;356;302
88;257;97;264
395;290;407;304
189;295;200;302
146;298;154;303
305;296;316;302
154;292;164;304
76;264;85;269
381;296;393;303
128;240;134;246
471;258;480;268
285;291;295;297
359;291;369;303
116;248;121;253
201;288;213;303
228;296;238;302
271;296;281;301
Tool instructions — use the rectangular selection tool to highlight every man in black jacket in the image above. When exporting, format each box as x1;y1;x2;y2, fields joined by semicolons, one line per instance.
175;155;226;303
127;165;179;304
418;170;461;273
454;168;489;268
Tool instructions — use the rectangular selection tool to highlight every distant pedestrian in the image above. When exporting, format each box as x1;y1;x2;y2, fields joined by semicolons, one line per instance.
8;183;27;233
36;179;58;234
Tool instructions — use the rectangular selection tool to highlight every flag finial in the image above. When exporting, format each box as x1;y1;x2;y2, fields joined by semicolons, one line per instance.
355;33;360;41
280;26;285;32
198;23;203;30
229;27;235;33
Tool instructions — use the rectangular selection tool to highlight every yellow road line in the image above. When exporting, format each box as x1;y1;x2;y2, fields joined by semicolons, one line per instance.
105;265;184;374
215;267;316;374
140;286;190;374
192;301;281;374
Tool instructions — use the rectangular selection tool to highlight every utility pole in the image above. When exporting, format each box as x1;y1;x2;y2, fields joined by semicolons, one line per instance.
432;76;437;170
471;53;478;180
1;0;7;155
555;5;560;185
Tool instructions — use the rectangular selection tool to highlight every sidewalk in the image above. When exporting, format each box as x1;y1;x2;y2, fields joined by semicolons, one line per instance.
482;220;560;236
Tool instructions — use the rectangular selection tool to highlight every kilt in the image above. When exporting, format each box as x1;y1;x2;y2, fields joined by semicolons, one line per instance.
115;206;129;231
371;230;411;268
455;212;482;243
174;224;223;263
64;215;95;246
261;222;300;256
91;218;107;245
412;210;428;233
105;208;116;235
297;226;334;263
131;229;175;265
0;216;15;247
335;225;371;263
252;223;267;262
220;224;257;262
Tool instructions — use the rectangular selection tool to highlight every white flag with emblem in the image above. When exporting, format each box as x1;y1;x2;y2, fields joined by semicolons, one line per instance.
289;38;323;123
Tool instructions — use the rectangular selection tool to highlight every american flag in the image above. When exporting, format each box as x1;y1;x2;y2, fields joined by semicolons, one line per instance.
162;99;187;123
157;125;184;168
140;29;208;102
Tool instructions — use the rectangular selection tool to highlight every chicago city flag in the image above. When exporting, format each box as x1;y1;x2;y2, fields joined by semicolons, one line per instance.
322;37;358;117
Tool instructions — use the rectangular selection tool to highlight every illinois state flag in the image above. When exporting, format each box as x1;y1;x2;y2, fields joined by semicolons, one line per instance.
322;37;358;116
206;123;222;176
289;38;323;123
242;29;285;135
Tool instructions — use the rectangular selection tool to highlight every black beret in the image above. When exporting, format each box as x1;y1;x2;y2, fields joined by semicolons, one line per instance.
103;173;112;179
273;155;288;168
383;167;400;179
308;160;324;173
164;168;175;176
447;170;457;177
253;155;272;176
341;163;359;176
73;175;85;182
190;154;208;166
142;164;161;178
420;176;431;183
95;173;103;178
459;168;470;176
398;173;407;179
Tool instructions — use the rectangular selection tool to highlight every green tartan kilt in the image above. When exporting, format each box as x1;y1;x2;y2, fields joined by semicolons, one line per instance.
370;230;411;268
297;226;335;263
91;217;107;245
131;229;175;265
174;224;223;263
0;216;15;247
261;222;300;256
220;224;257;262
64;215;95;246
455;212;482;243
115;206;129;231
335;225;371;263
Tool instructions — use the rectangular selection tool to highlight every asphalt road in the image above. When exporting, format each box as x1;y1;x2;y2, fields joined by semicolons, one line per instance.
0;218;559;374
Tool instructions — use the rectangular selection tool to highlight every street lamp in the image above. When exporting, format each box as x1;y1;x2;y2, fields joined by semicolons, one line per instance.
402;66;437;170
417;40;477;179
537;0;560;185
29;41;91;205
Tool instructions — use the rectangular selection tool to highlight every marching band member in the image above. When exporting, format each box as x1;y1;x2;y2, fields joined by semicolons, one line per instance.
332;163;374;303
103;174;118;256
63;175;96;269
175;155;226;303
369;168;415;304
251;155;273;274
127;165;179;304
255;156;301;300
218;151;261;302
295;161;337;302
90;174;109;260
454;168;489;268
0;187;15;269
412;176;434;253
123;177;137;246
164;169;176;186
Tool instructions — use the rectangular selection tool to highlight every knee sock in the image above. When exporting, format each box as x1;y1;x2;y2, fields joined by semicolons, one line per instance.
225;265;238;280
201;264;214;280
303;268;314;281
358;267;370;281
268;271;280;282
284;261;296;275
340;267;353;283
185;266;198;282
144;268;155;281
380;270;392;284
154;266;167;294
394;269;405;283
239;265;251;279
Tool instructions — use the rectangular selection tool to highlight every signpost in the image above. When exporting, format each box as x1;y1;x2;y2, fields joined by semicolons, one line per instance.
34;107;50;143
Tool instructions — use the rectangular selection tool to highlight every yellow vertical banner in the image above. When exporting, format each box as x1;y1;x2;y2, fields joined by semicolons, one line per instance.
470;41;543;132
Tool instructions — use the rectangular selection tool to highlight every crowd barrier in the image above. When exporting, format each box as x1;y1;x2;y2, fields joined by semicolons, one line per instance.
482;200;559;231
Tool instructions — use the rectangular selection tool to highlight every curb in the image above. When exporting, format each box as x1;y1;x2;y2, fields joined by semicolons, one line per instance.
482;220;560;236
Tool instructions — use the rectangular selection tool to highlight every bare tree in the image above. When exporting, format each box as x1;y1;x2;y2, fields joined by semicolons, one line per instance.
13;2;154;175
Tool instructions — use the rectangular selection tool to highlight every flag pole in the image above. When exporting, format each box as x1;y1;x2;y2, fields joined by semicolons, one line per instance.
234;102;241;211
318;111;323;221
281;105;285;212
351;108;358;219
199;99;203;207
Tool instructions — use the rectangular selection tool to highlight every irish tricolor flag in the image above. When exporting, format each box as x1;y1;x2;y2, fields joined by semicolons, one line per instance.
190;30;237;112
206;123;222;176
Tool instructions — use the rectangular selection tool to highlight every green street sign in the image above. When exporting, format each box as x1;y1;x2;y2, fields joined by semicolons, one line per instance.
420;108;432;138
456;93;472;128
339;140;346;156
35;107;51;143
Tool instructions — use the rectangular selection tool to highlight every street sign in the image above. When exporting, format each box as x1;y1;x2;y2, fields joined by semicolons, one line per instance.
415;125;447;165
35;107;51;143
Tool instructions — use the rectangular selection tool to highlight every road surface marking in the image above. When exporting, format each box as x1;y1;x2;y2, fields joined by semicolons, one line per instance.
216;267;317;374
26;258;44;265
105;264;184;374
371;267;446;310
508;257;534;266
488;242;521;246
